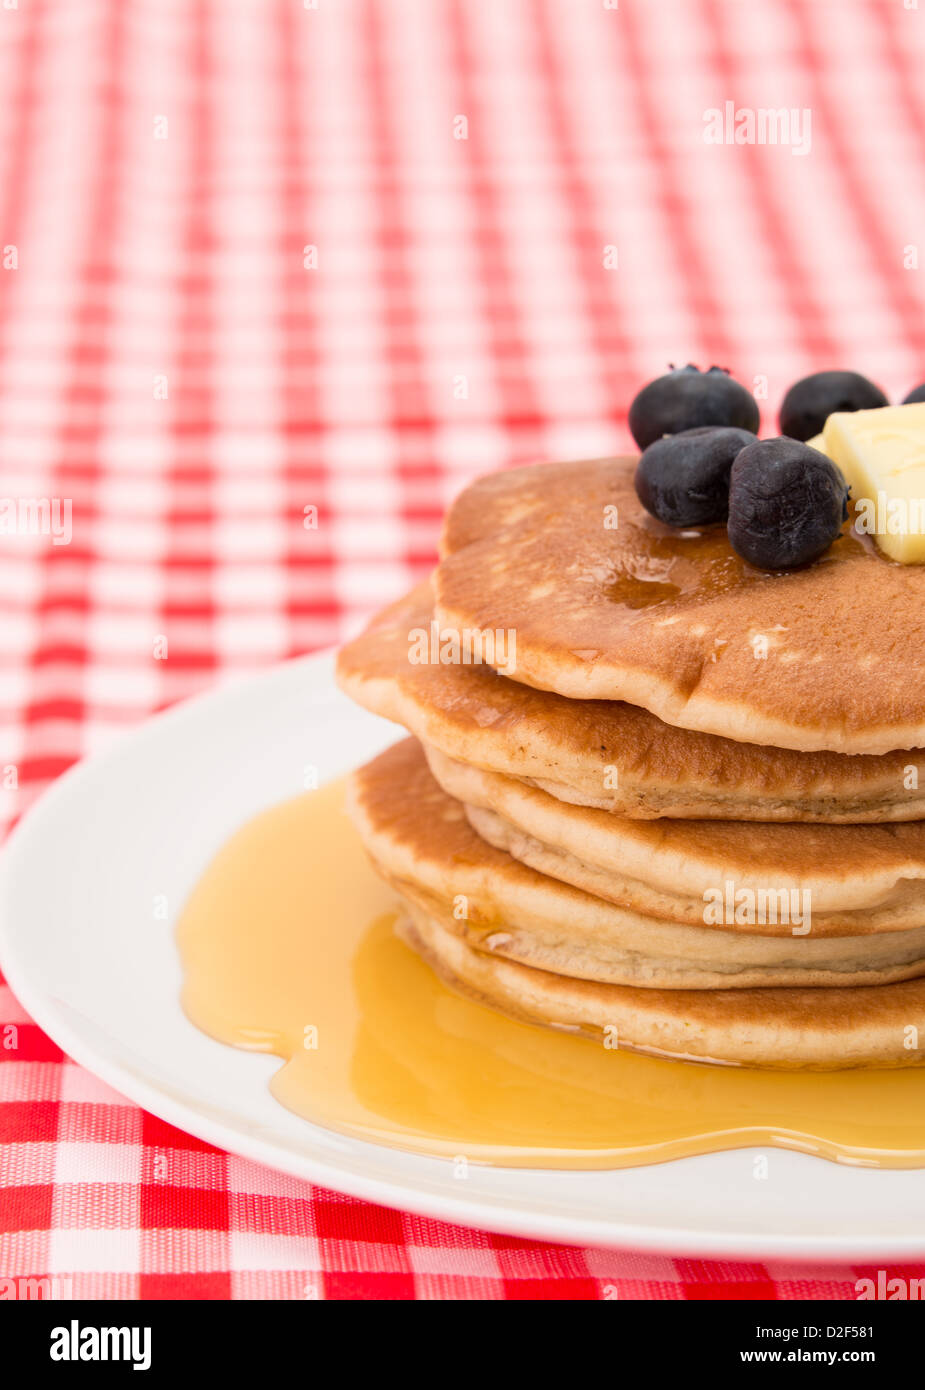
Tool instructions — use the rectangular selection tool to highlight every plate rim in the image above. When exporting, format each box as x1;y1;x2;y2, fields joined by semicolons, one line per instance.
2;648;925;1263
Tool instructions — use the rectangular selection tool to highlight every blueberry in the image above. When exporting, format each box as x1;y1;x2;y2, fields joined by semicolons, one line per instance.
727;439;850;570
628;365;760;450
903;382;925;405
634;426;758;527
778;370;888;441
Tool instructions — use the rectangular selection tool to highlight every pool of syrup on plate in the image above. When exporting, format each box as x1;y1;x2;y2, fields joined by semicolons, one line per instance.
177;777;925;1169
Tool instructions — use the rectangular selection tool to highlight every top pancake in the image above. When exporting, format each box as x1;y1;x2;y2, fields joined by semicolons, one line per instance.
434;458;925;755
336;583;925;822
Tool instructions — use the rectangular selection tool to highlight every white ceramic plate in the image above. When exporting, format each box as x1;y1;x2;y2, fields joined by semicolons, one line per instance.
3;651;925;1261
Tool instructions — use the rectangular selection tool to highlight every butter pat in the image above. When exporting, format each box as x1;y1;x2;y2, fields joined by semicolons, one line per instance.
806;432;827;454
823;403;925;563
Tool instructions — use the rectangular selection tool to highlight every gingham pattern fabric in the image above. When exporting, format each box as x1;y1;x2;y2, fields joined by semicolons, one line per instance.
2;0;925;1300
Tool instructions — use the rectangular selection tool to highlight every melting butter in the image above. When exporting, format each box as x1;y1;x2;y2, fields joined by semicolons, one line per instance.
824;403;925;563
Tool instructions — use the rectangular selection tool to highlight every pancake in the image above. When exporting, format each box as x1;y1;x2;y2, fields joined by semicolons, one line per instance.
422;745;925;934
336;583;925;822
346;739;925;993
397;904;925;1070
433;458;925;755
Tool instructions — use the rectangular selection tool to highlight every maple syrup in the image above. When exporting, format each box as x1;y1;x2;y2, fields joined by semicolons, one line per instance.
177;778;925;1169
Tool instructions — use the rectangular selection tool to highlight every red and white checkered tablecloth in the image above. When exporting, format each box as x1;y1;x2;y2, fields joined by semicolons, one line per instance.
3;0;925;1301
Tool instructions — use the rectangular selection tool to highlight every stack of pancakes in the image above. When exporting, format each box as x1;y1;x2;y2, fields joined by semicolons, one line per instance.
337;459;925;1069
